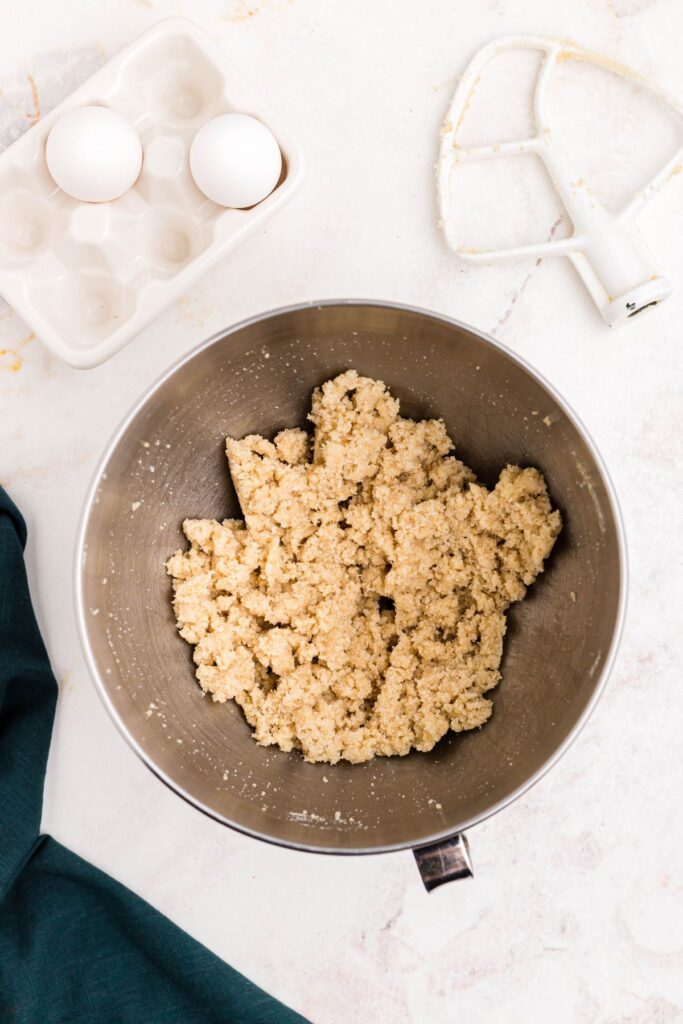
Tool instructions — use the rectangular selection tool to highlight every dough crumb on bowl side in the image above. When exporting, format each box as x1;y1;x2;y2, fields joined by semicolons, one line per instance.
166;370;562;764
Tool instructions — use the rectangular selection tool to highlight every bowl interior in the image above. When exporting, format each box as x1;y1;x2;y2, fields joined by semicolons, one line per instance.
78;303;623;852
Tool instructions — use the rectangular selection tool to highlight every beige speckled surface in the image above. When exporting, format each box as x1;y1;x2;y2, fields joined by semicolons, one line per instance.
2;2;683;1021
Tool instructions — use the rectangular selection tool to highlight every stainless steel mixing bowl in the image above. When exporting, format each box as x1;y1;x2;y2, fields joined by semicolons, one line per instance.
75;301;626;887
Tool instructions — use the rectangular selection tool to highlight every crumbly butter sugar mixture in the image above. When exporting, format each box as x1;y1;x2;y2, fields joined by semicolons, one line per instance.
167;371;561;764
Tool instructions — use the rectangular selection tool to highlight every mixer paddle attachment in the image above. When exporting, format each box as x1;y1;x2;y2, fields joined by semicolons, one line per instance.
438;35;683;326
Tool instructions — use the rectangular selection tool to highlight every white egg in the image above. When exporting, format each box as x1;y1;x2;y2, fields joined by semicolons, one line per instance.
46;106;142;203
189;113;282;209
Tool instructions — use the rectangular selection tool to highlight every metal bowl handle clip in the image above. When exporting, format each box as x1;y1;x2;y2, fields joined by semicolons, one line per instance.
413;833;473;891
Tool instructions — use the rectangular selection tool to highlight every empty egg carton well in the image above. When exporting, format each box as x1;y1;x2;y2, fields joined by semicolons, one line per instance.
0;18;303;368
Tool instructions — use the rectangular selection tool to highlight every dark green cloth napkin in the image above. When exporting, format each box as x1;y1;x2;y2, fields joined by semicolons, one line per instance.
0;487;309;1024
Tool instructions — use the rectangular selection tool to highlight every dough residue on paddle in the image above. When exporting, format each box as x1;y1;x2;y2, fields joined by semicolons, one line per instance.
167;371;561;764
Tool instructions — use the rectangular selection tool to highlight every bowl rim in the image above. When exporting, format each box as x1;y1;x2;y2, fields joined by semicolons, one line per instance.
74;298;628;856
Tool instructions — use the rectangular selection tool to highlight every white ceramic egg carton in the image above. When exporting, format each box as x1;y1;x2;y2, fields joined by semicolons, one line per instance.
0;18;303;368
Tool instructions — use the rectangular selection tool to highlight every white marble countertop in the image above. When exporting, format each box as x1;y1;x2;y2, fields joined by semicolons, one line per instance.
3;2;683;1021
